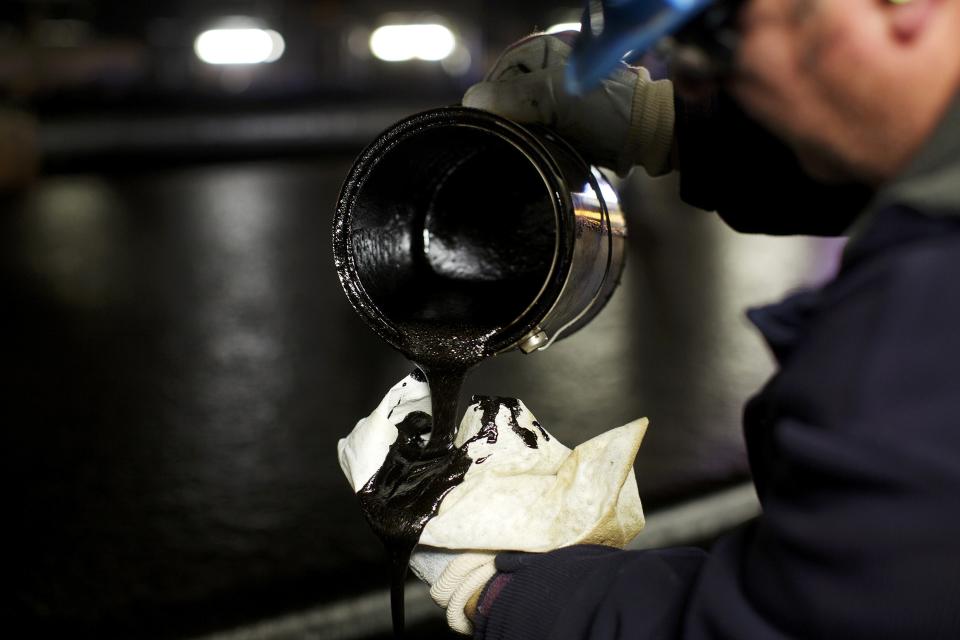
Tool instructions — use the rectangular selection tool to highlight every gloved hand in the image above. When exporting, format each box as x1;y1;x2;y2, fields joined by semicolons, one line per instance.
339;372;648;634
463;32;675;177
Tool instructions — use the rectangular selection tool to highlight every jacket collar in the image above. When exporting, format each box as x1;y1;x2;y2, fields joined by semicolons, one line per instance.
753;93;960;362
851;91;960;237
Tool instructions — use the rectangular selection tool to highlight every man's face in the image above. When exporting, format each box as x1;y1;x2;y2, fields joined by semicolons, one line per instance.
728;0;886;182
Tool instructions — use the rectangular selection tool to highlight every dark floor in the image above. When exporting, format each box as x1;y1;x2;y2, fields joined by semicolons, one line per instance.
2;159;843;638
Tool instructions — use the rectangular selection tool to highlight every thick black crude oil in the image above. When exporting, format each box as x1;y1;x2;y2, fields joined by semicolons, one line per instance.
342;125;560;637
356;325;499;638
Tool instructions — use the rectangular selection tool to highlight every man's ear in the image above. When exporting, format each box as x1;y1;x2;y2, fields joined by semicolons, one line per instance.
889;0;941;42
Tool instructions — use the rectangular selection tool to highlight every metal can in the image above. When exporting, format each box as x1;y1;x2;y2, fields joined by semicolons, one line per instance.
333;106;626;356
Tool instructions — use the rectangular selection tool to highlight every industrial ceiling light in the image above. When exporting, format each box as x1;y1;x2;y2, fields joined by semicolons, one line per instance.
194;26;285;65
369;24;456;62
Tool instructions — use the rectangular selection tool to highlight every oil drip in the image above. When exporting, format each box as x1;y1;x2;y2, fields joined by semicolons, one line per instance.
357;323;499;638
358;408;474;637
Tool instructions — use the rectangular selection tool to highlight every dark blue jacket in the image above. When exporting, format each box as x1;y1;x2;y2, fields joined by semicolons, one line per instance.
475;92;960;639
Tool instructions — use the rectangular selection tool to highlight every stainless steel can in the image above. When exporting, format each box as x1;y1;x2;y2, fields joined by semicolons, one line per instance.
332;106;626;356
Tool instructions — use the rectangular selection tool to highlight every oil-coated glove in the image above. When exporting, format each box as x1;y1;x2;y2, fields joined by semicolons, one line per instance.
463;32;675;177
339;373;648;635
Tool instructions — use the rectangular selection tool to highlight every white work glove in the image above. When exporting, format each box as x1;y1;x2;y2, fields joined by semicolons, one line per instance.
463;32;675;177
339;373;648;635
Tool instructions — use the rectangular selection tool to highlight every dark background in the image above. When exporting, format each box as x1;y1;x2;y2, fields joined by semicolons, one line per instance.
1;2;843;637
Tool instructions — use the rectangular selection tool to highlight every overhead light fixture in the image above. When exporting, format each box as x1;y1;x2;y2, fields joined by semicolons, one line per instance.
194;26;285;65
546;22;582;34
369;24;456;62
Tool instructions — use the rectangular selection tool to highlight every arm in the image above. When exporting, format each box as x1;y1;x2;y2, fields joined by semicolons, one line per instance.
462;33;873;238
476;219;960;639
674;90;873;236
474;545;706;639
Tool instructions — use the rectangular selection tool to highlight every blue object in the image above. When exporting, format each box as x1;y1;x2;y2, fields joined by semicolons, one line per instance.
567;0;715;94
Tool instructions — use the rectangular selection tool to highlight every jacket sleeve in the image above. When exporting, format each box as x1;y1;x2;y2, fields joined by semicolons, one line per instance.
473;545;707;639
674;90;872;236
475;226;960;639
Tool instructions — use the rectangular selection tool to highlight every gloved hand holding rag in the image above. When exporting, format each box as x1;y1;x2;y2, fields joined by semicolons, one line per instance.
338;372;648;634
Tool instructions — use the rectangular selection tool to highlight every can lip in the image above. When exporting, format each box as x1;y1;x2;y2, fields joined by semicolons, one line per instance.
332;106;576;355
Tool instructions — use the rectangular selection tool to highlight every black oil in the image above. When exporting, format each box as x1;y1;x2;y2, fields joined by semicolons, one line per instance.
358;403;476;637
358;333;559;637
351;259;552;636
472;396;541;450
344;125;557;331
357;324;501;638
341;122;560;637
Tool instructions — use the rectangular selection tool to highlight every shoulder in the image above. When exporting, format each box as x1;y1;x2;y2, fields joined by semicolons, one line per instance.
760;208;960;426
827;207;960;324
801;208;960;422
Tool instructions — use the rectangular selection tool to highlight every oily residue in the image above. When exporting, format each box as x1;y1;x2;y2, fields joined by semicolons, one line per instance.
473;395;540;450
357;406;474;550
359;323;500;638
532;419;550;441
359;346;549;636
358;408;474;637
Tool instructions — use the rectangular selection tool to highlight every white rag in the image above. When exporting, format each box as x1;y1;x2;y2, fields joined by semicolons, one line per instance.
338;373;647;555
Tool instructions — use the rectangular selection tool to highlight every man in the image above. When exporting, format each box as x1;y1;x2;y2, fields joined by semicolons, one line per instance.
436;0;960;637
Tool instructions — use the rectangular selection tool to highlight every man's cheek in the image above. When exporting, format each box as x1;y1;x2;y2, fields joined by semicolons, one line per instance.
727;67;786;131
731;33;807;126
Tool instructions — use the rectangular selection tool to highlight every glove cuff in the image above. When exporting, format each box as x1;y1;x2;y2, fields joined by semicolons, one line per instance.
430;552;497;635
622;75;676;177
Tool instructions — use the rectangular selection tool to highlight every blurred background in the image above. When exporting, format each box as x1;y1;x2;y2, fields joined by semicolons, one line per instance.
1;1;844;638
